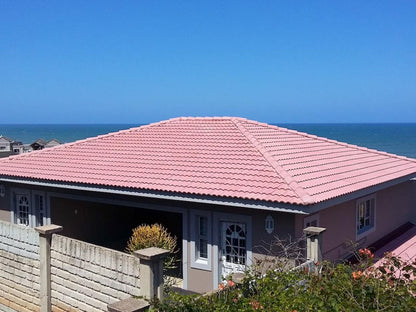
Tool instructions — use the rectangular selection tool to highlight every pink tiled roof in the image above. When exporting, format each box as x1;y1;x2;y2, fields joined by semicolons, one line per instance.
374;226;416;263
1;117;416;205
374;225;416;278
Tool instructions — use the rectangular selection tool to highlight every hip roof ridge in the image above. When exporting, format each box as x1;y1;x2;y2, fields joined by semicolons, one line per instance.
231;118;315;205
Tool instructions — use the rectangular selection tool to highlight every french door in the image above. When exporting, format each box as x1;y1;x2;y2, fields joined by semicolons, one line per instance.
220;221;247;278
14;190;46;227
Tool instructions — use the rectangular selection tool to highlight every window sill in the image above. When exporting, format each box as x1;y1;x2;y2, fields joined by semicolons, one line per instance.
356;226;375;241
190;259;211;271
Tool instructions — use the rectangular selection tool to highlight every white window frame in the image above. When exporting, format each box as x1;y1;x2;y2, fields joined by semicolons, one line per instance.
11;188;50;228
190;210;212;271
356;194;376;240
14;190;31;226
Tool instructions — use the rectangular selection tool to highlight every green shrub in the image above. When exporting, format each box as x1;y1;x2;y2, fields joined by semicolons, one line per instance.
126;223;178;272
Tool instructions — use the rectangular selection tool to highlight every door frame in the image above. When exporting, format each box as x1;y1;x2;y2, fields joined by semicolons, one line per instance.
213;212;252;290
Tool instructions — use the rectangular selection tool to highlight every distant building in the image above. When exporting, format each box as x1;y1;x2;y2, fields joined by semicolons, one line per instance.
11;143;32;154
1;136;61;158
30;139;47;151
0;136;26;158
0;136;14;152
30;138;62;151
45;139;62;149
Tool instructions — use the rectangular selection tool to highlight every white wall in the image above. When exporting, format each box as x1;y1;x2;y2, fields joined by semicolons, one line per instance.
0;221;141;312
0;221;40;312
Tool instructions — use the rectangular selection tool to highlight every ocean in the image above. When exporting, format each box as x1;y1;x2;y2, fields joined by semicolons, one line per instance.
0;123;415;159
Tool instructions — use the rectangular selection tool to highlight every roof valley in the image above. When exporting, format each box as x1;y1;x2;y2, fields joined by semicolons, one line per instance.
231;118;314;205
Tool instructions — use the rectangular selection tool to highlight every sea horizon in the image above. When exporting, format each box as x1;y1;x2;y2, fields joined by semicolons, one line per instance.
1;122;416;159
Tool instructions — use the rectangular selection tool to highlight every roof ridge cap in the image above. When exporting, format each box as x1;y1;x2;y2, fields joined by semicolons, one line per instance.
231;119;315;205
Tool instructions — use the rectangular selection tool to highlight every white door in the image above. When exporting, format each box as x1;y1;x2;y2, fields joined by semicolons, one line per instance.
220;221;247;279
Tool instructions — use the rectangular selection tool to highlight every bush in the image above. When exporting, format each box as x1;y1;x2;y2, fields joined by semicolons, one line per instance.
126;223;178;272
154;248;416;311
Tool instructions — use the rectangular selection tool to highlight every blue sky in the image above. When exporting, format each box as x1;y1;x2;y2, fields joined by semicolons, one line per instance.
0;1;415;124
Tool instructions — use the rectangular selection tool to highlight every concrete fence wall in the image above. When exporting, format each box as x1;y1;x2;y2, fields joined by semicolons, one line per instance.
0;221;40;312
0;221;141;312
51;235;140;312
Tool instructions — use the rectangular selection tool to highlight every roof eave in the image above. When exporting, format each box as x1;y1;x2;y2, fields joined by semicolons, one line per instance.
1;173;415;216
0;176;308;215
306;173;416;214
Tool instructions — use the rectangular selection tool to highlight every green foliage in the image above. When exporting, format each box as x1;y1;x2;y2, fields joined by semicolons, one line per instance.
153;249;416;312
126;223;178;272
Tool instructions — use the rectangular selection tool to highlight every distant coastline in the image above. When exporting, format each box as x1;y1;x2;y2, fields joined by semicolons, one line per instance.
0;123;415;159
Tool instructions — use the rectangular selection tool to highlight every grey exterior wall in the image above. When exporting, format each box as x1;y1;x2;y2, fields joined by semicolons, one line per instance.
0;184;11;223
295;181;414;261
184;204;295;293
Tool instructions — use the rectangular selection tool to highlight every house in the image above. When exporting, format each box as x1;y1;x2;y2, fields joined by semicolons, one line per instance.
0;135;14;152
45;138;62;148
0;136;25;157
0;117;415;293
30;138;47;150
30;138;62;151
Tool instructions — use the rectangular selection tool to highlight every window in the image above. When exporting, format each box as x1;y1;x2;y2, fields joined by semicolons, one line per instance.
197;216;208;259
33;193;45;226
356;195;376;238
265;215;274;234
16;194;30;226
12;189;49;227
190;210;212;270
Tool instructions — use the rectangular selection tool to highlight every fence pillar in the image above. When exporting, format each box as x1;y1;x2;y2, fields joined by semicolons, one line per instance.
303;226;326;263
134;247;169;301
35;224;63;312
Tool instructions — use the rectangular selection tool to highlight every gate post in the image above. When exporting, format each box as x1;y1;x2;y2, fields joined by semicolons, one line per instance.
134;247;169;301
35;224;63;312
303;226;326;263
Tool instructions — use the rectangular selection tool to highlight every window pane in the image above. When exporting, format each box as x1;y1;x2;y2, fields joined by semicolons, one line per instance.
199;216;207;237
197;216;208;259
17;195;30;226
34;194;44;226
357;197;375;234
199;238;208;258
